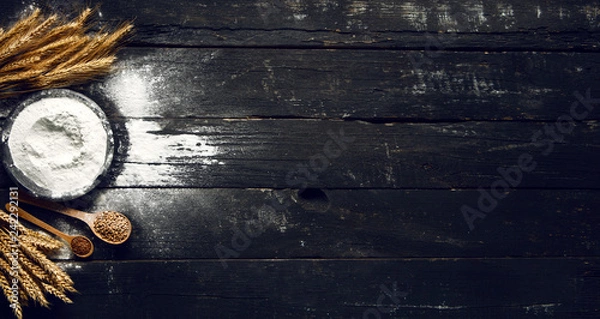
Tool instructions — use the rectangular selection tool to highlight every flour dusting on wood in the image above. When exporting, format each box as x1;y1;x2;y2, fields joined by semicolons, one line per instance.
124;120;221;165
401;2;428;31
102;63;165;117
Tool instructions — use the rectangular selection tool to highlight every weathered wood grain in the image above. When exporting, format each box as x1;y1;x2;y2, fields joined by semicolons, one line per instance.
1;119;598;189
2;48;599;125
1;188;596;260
2;48;598;121
0;258;595;318
2;0;600;49
1;1;599;317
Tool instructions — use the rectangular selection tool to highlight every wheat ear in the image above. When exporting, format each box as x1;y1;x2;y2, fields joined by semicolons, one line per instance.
0;7;132;97
0;271;22;319
0;208;76;318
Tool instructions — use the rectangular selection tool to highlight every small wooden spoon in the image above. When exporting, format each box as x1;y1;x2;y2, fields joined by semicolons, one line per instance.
5;204;93;258
18;193;132;245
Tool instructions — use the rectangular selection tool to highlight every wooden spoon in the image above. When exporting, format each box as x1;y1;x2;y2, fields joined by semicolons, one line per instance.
5;204;93;258
18;193;132;245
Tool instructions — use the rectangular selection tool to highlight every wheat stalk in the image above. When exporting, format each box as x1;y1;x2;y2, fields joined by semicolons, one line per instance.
42;282;73;304
19;241;76;290
0;211;63;251
20;234;63;252
0;209;77;318
0;271;22;319
0;229;48;307
0;7;132;98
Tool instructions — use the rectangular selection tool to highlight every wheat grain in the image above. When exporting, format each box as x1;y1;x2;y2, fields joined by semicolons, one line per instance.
19;237;76;294
35;22;81;48
42;282;73;304
16;291;28;312
27;14;58;40
75;8;93;28
21;239;75;290
36;36;89;70
7;14;58;58
0;258;28;305
0;232;18;268
0;271;22;319
25;34;82;58
0;209;27;234
19;265;48;308
0;9;43;61
20;234;63;252
0;69;44;84
19;255;49;282
0;9;41;47
36;56;115;88
63;33;107;65
86;23;133;61
25;230;63;249
1;34;83;74
0;270;12;297
0;55;42;73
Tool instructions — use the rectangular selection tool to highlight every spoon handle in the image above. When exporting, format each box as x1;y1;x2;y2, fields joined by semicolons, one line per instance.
4;204;71;243
18;192;95;225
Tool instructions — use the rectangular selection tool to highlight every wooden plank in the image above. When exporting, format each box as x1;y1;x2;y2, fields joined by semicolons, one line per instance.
1;119;598;189
3;48;598;121
2;0;600;49
0;258;596;318
0;2;597;319
1;188;597;260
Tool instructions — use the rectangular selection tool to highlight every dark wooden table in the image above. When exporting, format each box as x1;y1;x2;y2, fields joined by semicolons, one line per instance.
1;1;599;318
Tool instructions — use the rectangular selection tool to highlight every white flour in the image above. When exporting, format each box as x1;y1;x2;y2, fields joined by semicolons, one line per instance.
8;97;109;198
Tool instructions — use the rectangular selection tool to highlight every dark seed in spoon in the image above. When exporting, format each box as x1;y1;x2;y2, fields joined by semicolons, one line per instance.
71;236;92;256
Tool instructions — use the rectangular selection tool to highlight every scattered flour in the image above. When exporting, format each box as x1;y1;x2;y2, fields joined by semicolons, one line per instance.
102;67;157;117
7;97;109;199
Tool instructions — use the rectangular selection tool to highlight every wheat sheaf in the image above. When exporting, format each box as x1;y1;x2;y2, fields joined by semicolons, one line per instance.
0;208;76;319
0;7;132;98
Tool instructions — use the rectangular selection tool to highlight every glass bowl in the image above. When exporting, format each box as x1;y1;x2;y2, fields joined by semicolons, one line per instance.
1;89;114;201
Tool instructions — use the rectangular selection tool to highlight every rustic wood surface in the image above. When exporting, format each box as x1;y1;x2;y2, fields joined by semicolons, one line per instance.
0;0;599;318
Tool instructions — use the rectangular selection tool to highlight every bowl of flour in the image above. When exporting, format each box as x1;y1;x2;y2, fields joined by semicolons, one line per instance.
1;89;114;201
